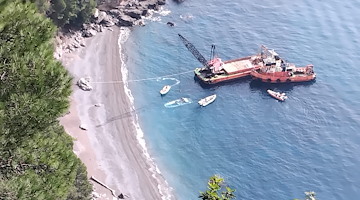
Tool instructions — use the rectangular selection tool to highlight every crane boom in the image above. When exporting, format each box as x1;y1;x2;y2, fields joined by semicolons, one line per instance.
178;34;210;68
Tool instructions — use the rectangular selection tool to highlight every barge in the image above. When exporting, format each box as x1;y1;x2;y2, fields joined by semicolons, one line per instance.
178;34;315;85
250;46;316;83
194;56;262;84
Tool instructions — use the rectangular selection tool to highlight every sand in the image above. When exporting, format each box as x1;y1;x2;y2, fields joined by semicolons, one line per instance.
59;27;172;200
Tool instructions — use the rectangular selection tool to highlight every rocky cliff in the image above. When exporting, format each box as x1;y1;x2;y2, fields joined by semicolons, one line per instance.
55;0;166;59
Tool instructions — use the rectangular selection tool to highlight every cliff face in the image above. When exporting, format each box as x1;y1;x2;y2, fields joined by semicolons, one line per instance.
56;0;166;58
97;0;165;11
97;0;122;9
99;0;121;6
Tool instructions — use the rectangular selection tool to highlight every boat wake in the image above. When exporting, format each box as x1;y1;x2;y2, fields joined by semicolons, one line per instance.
164;98;192;108
158;77;180;87
180;14;194;23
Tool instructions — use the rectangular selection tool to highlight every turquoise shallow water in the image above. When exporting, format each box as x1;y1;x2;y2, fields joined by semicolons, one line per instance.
122;0;360;199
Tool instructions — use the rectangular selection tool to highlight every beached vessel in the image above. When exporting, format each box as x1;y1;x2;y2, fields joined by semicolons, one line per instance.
250;46;316;83
160;85;171;95
198;94;217;106
267;89;287;101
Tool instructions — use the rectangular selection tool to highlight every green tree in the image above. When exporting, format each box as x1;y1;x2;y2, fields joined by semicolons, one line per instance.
76;0;96;24
49;0;96;27
49;0;67;23
0;0;92;199
30;0;52;14
199;175;236;200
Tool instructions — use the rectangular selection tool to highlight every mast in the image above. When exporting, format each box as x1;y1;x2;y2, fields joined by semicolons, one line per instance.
209;44;215;61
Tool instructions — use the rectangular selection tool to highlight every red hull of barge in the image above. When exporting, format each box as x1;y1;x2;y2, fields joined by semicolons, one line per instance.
250;65;316;83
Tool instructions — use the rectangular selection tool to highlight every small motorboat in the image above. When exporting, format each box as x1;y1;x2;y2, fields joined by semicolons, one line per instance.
267;89;288;101
198;94;217;107
160;85;171;95
164;97;192;108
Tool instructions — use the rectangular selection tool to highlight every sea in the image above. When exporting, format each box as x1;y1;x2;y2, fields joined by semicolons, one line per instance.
118;0;360;199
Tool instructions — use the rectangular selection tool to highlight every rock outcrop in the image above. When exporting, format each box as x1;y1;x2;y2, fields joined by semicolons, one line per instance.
55;0;167;58
77;77;93;91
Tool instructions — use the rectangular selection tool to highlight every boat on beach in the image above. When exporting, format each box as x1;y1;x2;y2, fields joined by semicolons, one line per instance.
198;94;217;106
160;85;171;95
250;46;316;83
267;89;287;101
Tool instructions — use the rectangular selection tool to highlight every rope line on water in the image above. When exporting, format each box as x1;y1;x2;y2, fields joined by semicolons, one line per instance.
91;70;194;84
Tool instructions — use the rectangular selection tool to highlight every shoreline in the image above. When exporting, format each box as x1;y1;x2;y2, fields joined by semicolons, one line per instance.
60;27;174;199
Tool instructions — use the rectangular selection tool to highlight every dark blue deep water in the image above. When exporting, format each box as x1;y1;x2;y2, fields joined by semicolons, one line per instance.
123;0;360;199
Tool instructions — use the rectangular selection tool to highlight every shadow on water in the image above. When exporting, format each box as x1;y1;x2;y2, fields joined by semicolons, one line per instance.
193;75;253;89
249;79;316;94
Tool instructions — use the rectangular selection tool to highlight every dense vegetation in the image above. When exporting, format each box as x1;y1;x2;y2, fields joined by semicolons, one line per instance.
199;175;236;200
0;0;92;199
30;0;97;27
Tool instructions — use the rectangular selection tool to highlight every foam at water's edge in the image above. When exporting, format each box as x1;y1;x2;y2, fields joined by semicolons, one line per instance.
118;27;175;200
142;6;171;22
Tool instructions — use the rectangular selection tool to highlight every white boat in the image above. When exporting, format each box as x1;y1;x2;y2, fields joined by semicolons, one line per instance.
267;89;288;101
198;94;217;106
164;97;192;108
160;85;171;95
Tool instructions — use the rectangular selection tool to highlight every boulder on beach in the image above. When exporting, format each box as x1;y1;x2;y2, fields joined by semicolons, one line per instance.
124;9;143;20
117;15;136;27
93;8;99;18
158;0;166;5
82;29;97;37
77;77;93;91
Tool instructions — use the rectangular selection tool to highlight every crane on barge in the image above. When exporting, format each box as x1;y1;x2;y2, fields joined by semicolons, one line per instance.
178;34;217;78
178;34;211;67
178;34;262;84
